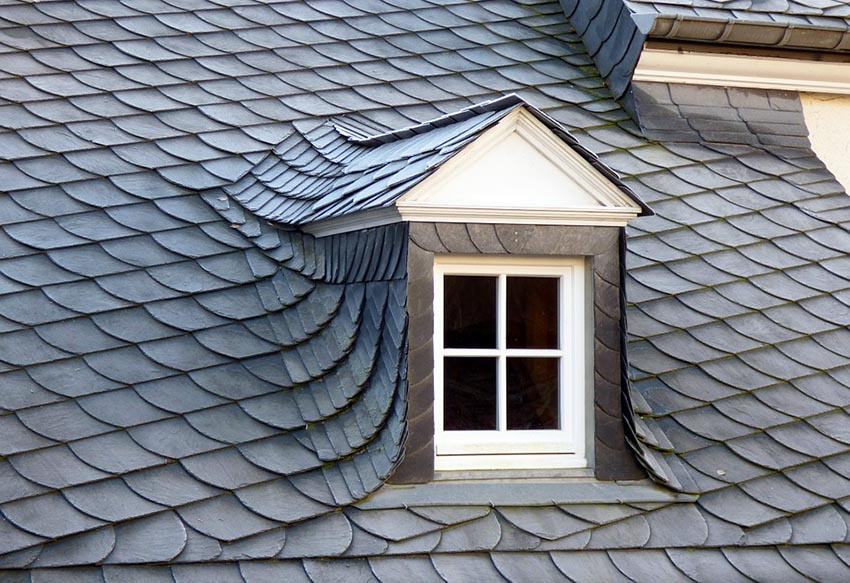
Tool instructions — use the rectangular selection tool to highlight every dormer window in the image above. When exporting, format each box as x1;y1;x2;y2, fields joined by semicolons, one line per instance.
238;95;650;482
434;256;586;470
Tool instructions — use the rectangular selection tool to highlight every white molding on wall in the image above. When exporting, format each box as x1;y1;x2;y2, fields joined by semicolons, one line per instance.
634;48;850;94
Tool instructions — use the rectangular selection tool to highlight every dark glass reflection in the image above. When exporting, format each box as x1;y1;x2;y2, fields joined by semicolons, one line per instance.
444;357;497;430
507;276;558;349
444;275;497;348
506;357;559;430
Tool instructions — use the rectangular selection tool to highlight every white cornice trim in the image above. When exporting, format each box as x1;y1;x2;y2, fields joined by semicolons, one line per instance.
396;204;641;226
301;207;401;237
634;48;850;94
300;205;641;237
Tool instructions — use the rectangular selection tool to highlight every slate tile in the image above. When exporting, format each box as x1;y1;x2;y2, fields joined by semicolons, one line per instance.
240;562;312;583
549;550;629;582
101;566;175;583
728;431;814;471
779;546;850;582
17;399;116;442
65;479;165;524
124;463;222;508
740;346;817;381
666;548;753;583
498;507;591;541
0;414;56;456
0;328;72;367
431;553;508;583
277;512;352;558
241;434;323;477
32;527;115;567
106;511;187;564
3;491;105;539
0;370;64;412
134;375;227;415
722;547;811;582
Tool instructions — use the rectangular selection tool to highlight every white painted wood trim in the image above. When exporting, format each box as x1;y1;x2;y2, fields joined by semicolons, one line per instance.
300;207;401;237
433;256;586;472
397;205;641;226
634;48;850;94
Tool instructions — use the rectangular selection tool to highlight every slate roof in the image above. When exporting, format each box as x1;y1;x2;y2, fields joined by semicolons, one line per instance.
218;94;647;227
0;0;850;580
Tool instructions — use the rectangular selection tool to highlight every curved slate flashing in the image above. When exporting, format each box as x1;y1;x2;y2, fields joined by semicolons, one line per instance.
391;222;645;483
0;194;410;562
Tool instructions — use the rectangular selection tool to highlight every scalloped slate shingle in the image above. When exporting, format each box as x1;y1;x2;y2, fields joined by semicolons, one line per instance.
0;0;849;580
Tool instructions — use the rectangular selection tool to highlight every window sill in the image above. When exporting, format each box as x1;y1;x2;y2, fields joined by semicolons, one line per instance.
356;478;696;510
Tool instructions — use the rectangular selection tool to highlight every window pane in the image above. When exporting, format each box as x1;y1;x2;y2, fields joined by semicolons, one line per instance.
507;276;558;349
506;357;559;430
444;357;497;430
444;275;497;348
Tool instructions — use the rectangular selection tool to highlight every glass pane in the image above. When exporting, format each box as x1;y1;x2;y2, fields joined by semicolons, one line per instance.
444;275;497;348
506;357;559;430
444;357;497;430
507;276;558;349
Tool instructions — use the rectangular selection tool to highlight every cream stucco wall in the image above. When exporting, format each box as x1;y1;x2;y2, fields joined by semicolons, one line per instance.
801;93;850;195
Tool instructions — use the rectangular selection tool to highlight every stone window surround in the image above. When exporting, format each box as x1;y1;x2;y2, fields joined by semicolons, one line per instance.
389;222;645;484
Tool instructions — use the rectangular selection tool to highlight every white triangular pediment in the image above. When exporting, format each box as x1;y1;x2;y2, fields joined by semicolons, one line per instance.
397;107;642;226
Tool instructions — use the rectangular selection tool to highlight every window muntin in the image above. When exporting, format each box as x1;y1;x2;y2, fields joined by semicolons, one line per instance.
434;256;586;470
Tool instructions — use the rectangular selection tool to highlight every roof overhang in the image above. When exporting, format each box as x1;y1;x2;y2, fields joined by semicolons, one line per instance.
634;45;850;94
302;107;646;237
641;15;850;53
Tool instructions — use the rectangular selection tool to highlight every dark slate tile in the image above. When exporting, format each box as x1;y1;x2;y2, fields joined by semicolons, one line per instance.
741;473;829;514
70;430;164;475
722;547;810;582
88;308;178;345
369;557;444;583
84;345;177;385
434;511;502;553
0;413;56;457
728;430;814;472
124;463;222;508
133;375;227;415
0;327;74;367
779;546;850;582
431;553;508;583
32;528;115;568
346;507;440;542
106;511;188;565
236;478;332;524
129;416;224;458
101;566;176;583
666;548;753;583
9;442;109;489
78;388;171;429
278;512;353;558
3;491;105;539
17;397;117;442
64;479;165;524
609;549;694;582
137;335;229;372
176;494;277;542
549;550;629;582
181;447;275;490
239;435;322;475
240;562;312;583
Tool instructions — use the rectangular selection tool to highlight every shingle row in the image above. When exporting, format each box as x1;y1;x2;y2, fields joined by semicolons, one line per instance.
7;545;850;582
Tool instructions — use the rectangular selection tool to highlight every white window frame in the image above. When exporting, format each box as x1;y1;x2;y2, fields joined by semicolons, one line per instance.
433;255;586;471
